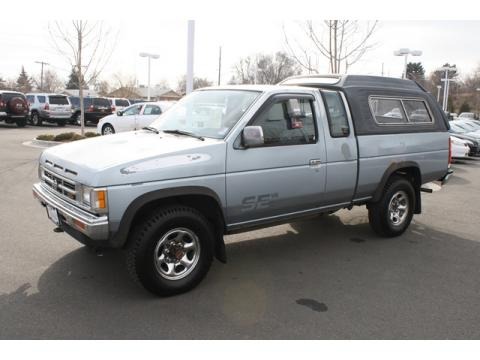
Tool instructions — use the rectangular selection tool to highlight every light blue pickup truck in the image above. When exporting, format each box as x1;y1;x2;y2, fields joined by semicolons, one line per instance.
33;75;451;296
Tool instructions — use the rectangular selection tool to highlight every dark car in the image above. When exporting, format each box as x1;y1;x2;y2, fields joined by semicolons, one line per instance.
70;96;113;125
0;91;29;127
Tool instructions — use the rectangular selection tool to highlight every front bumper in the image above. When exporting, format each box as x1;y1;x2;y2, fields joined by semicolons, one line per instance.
33;182;109;241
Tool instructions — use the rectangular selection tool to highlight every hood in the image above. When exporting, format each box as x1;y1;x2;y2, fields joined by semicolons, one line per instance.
40;131;226;186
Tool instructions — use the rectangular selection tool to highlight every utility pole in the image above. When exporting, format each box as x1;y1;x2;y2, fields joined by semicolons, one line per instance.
186;20;195;94
217;46;222;86
381;62;384;76
35;61;49;91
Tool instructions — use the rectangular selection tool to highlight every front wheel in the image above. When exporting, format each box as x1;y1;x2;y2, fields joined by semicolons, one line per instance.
31;112;42;126
57;119;66;127
368;176;415;237
126;206;215;296
102;124;115;135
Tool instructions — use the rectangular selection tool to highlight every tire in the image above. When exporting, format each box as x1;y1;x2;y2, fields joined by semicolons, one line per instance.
74;112;81;125
102;123;115;135
16;117;27;127
31;112;42;126
368;176;415;237
126;205;215;296
57;119;66;127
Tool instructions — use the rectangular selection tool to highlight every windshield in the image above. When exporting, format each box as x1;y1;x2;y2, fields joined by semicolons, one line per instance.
149;90;261;139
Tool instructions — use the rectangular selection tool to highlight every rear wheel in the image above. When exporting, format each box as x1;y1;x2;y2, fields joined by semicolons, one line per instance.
126;205;215;296
368;176;415;237
102;124;115;135
31;112;42;126
57;119;66;127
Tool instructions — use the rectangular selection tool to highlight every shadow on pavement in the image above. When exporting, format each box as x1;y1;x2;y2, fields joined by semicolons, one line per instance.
1;214;479;339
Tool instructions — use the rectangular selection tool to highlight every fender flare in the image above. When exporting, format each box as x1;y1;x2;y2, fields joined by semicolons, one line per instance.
109;186;227;261
371;161;422;213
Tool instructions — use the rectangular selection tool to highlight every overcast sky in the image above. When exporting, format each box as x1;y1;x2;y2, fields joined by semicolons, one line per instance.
0;20;479;90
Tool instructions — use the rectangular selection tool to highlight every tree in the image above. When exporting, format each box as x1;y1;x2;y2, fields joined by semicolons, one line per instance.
406;62;425;82
459;102;471;113
95;80;111;96
230;52;301;85
65;67;87;89
176;76;213;94
49;21;117;135
16;66;33;93
33;69;63;93
284;20;378;74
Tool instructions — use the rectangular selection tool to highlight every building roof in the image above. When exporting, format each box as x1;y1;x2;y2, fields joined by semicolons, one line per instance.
107;86;181;100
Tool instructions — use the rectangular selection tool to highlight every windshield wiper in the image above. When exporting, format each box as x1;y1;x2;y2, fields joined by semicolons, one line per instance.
142;126;159;134
163;129;205;141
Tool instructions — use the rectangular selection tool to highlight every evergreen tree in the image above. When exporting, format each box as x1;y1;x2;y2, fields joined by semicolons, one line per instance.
406;62;425;81
459;102;471;113
16;66;32;93
65;67;87;89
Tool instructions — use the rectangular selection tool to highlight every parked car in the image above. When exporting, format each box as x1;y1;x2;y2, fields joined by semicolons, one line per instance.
33;75;451;296
26;93;72;126
0;90;29;127
107;97;131;113
450;136;470;159
97;101;176;135
458;112;476;120
70;96;113;125
449;121;480;156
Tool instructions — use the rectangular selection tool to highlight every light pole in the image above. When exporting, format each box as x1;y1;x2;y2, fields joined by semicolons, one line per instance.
139;52;160;101
438;66;456;112
35;61;49;91
186;20;195;94
393;48;422;79
436;85;442;103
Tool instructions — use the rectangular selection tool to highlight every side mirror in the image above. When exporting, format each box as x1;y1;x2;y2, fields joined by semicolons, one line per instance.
117;111;123;116
242;126;264;148
286;98;305;118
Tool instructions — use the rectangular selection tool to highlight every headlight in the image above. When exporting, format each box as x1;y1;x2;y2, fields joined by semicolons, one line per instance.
81;186;108;213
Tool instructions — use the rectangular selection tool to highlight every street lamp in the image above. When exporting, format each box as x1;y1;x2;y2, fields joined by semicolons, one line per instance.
393;48;422;79
436;85;442;103
438;66;456;112
139;52;160;101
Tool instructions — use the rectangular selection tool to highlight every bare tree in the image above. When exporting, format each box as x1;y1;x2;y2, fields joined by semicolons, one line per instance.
284;20;378;74
33;69;64;93
230;52;301;85
176;76;212;94
49;21;117;135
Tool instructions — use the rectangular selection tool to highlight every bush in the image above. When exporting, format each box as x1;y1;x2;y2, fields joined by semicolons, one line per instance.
36;134;56;141
84;132;99;138
54;132;77;142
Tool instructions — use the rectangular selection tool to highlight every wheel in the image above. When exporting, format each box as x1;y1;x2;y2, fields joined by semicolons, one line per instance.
102;124;115;135
57;119;66;127
368;176;415;237
31;112;42;126
126;205;215;296
16;118;27;127
74;112;81;125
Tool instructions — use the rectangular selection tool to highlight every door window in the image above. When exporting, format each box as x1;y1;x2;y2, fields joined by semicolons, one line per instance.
123;104;142;116
251;97;316;146
143;105;162;115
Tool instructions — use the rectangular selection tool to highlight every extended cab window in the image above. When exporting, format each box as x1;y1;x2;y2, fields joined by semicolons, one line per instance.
252;97;316;146
369;97;407;124
402;100;432;123
322;91;350;137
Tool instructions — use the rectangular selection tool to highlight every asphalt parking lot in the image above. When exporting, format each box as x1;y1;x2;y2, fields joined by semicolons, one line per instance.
0;123;479;339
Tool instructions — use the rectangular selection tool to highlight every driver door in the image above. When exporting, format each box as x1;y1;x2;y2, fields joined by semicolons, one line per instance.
118;104;142;132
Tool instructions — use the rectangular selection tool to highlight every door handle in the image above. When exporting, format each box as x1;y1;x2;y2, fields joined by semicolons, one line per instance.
309;159;322;166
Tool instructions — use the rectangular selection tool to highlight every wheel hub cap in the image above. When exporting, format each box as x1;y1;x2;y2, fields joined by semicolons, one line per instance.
388;190;409;226
154;228;200;280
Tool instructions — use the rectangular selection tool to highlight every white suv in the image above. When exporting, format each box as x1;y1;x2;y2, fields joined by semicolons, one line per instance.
26;93;72;126
107;97;131;113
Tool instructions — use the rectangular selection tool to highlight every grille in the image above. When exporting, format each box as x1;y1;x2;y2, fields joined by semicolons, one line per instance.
42;168;77;201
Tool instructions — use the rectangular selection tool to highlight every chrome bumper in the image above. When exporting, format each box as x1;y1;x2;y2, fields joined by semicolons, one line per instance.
33;182;109;240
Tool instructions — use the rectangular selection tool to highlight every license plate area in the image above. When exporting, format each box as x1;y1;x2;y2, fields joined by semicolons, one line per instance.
46;205;60;225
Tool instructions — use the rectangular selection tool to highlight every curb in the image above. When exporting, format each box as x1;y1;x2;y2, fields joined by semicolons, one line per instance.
23;139;62;149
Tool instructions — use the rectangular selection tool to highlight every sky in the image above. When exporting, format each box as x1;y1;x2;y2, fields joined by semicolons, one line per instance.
0;20;479;90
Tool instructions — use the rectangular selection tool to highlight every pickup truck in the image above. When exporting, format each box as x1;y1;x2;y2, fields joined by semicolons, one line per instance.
33;75;451;296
